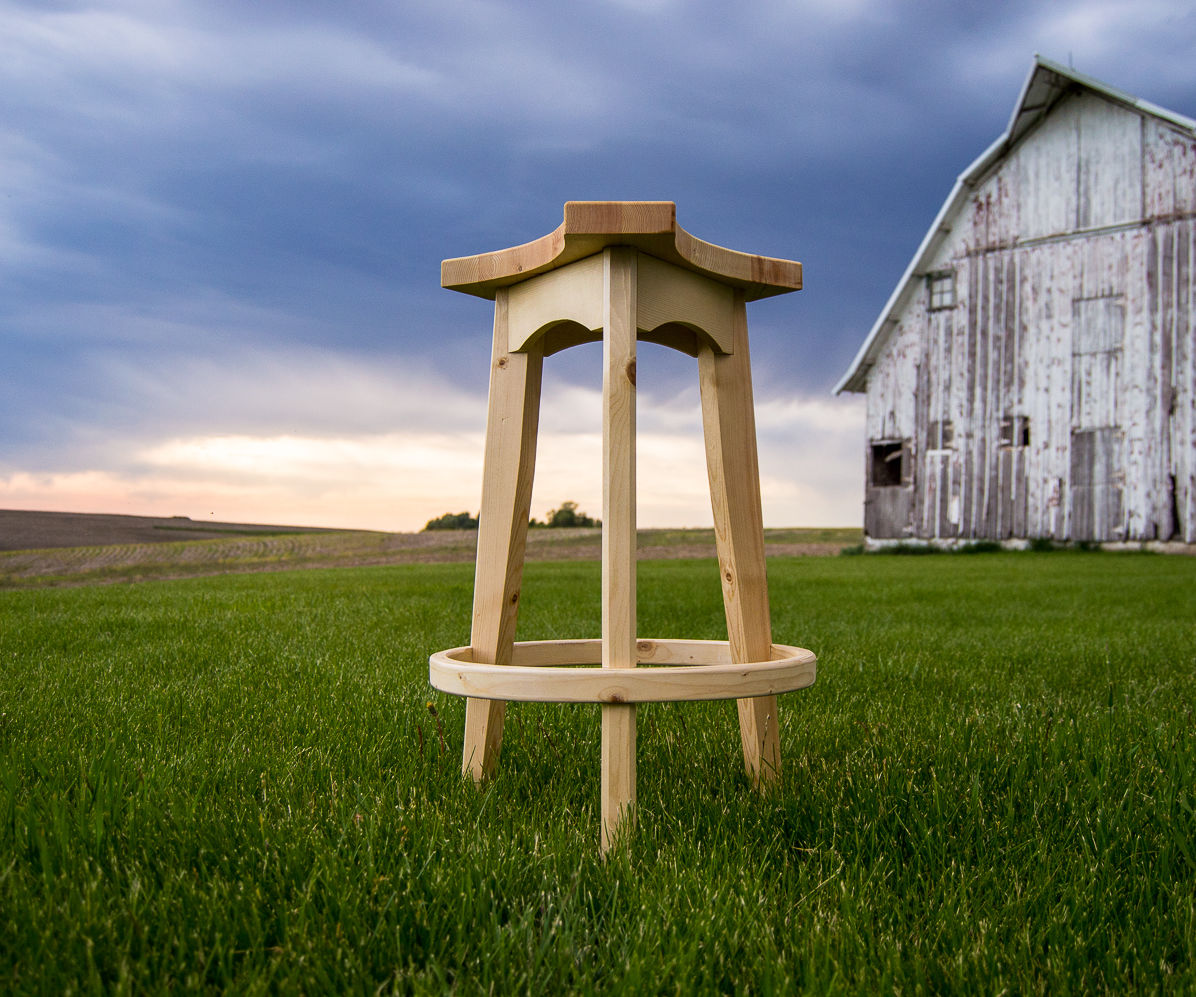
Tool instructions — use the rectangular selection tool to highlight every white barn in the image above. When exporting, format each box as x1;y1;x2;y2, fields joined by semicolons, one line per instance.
836;57;1196;545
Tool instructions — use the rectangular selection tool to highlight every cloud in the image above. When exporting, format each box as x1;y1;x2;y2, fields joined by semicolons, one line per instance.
0;3;441;105
1;0;1193;532
0;347;864;531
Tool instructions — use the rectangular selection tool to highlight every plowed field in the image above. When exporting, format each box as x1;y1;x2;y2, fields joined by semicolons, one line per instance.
0;510;859;587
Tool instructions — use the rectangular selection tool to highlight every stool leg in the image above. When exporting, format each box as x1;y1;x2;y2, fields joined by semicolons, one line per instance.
601;247;637;851
698;292;780;788
464;289;544;783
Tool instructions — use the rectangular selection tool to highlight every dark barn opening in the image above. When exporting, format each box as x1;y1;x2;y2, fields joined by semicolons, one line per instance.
870;441;905;487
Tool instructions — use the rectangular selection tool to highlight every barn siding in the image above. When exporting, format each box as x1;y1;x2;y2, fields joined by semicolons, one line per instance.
1146;216;1196;541
1077;96;1142;229
1145;119;1196;218
1187;218;1196;543
862;93;1196;543
1016;97;1079;240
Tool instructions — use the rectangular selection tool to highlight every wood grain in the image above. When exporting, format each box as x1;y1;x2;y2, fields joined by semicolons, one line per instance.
461;289;543;782
429;639;817;703
436;202;813;847
504;250;737;357
442;201;801;303
699;293;781;787
601;247;638;851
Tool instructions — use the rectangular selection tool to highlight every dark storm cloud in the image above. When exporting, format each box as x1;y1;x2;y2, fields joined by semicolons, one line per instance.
2;0;1194;518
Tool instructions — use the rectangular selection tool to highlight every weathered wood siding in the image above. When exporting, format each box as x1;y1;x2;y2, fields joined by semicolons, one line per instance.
865;91;1196;542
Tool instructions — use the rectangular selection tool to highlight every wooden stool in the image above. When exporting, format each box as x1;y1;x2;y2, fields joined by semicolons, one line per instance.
429;202;816;851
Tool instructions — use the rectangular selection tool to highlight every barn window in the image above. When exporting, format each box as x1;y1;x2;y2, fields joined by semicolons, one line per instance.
928;271;956;311
870;440;906;487
999;415;1031;448
928;420;954;450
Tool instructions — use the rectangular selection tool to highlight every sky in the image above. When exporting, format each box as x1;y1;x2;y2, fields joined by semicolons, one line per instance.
3;0;1196;532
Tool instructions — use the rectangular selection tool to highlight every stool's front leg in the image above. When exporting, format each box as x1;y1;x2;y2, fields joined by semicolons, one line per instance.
698;293;780;788
464;289;544;782
600;247;638;851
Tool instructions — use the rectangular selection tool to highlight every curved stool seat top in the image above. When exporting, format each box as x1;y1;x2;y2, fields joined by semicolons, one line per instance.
430;638;817;705
442;201;803;301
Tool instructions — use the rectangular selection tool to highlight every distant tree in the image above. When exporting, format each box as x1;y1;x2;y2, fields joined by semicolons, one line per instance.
533;500;600;529
423;511;479;531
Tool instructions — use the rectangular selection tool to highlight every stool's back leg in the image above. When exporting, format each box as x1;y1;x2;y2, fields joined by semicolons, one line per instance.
698;293;780;787
464;289;544;782
600;247;638;851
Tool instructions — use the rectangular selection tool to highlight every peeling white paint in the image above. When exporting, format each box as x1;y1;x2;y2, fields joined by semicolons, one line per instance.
854;82;1196;543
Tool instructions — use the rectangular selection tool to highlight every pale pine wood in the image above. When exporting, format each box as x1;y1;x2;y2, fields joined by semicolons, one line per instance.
462;288;543;782
601;705;636;851
601;246;638;852
442;202;801;303
699;292;781;788
429;639;817;702
634;254;735;354
435;203;811;848
507;253;604;354
436;636;817;668
504;251;736;357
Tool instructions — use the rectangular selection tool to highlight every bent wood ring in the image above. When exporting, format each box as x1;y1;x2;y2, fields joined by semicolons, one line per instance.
429;638;816;704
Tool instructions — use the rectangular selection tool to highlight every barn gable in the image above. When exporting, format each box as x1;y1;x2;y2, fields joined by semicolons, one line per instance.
837;56;1196;544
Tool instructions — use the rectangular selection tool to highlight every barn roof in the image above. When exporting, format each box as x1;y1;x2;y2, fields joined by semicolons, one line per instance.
834;56;1196;394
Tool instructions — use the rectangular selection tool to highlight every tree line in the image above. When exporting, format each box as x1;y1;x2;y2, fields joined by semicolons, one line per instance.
423;500;599;532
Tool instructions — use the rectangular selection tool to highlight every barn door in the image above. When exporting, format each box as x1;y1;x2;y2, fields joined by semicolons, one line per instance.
921;423;959;539
1070;429;1124;540
1069;297;1125;541
865;438;913;538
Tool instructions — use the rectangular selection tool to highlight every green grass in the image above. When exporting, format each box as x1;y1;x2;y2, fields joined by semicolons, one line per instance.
1;553;1194;992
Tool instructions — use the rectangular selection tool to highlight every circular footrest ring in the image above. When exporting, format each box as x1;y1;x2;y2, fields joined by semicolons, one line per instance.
429;638;816;704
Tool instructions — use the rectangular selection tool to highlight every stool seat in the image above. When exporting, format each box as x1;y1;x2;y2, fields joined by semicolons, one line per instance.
430;201;815;852
442;201;802;301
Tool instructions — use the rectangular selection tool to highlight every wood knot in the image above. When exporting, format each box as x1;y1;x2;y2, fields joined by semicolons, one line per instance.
497;356;509;369
509;591;519;605
625;360;636;386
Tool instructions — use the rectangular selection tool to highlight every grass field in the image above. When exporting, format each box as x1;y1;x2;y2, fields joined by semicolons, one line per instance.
2;551;1194;992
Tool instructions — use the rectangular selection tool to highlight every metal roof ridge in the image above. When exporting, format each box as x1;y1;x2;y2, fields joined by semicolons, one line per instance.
1031;55;1196;134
